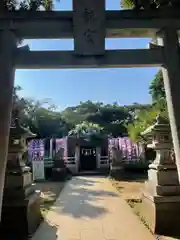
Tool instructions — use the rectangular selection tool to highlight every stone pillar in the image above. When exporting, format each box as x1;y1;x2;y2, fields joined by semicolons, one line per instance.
141;116;180;238
75;146;80;172
109;147;124;179
96;147;101;169
49;138;53;159
139;143;146;163
160;28;180;181
0;119;42;239
52;148;68;181
0;30;17;221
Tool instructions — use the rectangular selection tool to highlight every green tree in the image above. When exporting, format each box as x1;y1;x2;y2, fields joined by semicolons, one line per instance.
149;70;166;103
12;86;29;123
61;107;84;128
15;86;155;140
34;100;150;138
1;0;53;11
68;121;105;145
68;121;103;138
120;0;135;9
127;70;169;143
127;105;161;142
21;99;70;138
61;101;130;137
149;70;168;119
85;103;131;136
120;0;180;10
123;103;152;122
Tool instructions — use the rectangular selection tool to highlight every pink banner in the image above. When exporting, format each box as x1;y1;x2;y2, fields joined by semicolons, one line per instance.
108;137;143;161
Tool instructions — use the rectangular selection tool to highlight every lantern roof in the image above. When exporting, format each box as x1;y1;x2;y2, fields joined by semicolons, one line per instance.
141;115;170;137
10;118;36;139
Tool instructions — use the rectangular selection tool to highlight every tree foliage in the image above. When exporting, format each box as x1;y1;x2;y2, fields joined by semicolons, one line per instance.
61;101;133;137
68;121;106;146
120;0;180;10
1;0;53;11
14;71;168;142
13;89;150;139
68;121;103;138
127;105;161;142
149;69;168;118
12;85;29;123
149;70;166;103
126;70;168;142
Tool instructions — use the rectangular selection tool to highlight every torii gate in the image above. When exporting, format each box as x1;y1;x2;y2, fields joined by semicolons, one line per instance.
0;0;180;231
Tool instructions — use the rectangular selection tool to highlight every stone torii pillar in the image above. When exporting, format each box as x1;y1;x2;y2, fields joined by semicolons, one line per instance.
0;31;17;221
161;28;180;182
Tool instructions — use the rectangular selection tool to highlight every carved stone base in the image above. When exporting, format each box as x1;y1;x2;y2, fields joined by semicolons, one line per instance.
146;165;180;196
148;165;179;187
5;171;32;189
144;180;180;196
0;191;42;240
3;183;36;200
141;192;180;238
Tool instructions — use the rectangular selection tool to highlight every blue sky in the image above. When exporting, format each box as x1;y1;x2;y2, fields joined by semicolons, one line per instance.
15;0;159;110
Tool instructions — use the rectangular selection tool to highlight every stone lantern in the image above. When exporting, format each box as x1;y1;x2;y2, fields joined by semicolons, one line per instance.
0;118;42;239
141;115;180;238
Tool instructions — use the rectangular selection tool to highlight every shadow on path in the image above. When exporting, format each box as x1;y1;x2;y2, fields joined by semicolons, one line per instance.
33;219;58;240
52;176;118;219
71;177;103;186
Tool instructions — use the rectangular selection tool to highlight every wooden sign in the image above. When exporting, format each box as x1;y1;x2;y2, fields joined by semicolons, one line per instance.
73;0;105;55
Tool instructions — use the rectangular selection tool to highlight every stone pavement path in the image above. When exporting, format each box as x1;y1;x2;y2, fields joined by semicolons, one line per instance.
33;176;155;240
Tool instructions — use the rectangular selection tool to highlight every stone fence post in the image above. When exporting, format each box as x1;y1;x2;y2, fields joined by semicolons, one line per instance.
109;146;124;179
